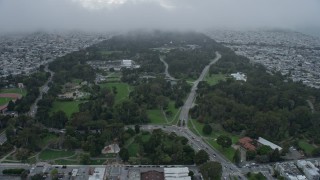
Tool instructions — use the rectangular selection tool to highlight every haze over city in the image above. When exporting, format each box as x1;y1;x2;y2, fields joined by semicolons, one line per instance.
1;1;320;180
0;0;320;33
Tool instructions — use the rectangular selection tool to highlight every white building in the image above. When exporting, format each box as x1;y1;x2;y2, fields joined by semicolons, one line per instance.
121;60;140;69
275;162;307;180
164;167;191;180
88;168;106;180
71;169;78;178
257;137;282;151
297;160;320;180
230;72;247;82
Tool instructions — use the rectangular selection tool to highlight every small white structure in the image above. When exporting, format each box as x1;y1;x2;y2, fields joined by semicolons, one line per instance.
17;83;24;89
101;143;120;154
257;137;282;151
230;72;247;82
121;60;140;69
297;160;320;180
164;167;191;180
71;169;78;177
88;168;106;180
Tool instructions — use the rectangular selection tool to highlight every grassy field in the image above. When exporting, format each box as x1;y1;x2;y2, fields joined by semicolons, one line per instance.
39;149;75;160
106;72;122;82
39;134;59;148
189;119;240;142
50;100;85;118
166;101;180;125
147;109;166;124
54;159;79;165
205;73;226;86
0;88;27;96
141;134;151;143
99;82;131;104
188;119;239;161
128;143;140;157
0;97;14;106
298;139;316;155
0;88;27;106
207;139;236;161
247;172;267;180
147;101;180;125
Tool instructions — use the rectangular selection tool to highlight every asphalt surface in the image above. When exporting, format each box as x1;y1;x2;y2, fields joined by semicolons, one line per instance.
179;52;221;127
28;65;54;117
130;124;247;179
159;55;177;81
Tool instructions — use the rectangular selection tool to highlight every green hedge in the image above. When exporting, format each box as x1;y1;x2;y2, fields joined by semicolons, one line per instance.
2;168;26;175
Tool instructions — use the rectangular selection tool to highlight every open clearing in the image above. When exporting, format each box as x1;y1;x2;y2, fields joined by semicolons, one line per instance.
0;88;27;96
205;73;226;86
39;149;75;161
298;139;316;155
188;119;239;161
99;82;131;104
50;100;85;118
0;97;14;106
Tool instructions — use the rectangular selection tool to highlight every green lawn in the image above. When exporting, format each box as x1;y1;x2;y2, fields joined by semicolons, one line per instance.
90;159;106;165
0;97;14;106
71;79;82;84
298;139;316;155
189;119;239;143
141;134;151;143
128;143;140;157
39;134;59;148
147;109;167;124
147;101;180;125
188;119;239;161
207;139;236;161
39;149;75;160
0;88;27;96
166;101;180;125
205;73;226;86
50;100;85;118
54;159;79;165
99;82;131;104
247;172;267;180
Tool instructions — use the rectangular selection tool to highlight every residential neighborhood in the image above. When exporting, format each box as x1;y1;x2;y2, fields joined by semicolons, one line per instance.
0;32;108;77
209;30;320;88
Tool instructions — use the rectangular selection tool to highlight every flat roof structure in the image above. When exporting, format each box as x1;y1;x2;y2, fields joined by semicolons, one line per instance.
258;137;282;151
164;167;191;180
141;170;164;180
88;167;106;180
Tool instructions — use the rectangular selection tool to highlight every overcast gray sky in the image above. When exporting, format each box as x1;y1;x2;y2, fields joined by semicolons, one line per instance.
0;0;319;33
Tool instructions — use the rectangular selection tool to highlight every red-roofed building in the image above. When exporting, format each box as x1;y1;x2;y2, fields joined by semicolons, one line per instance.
239;137;256;151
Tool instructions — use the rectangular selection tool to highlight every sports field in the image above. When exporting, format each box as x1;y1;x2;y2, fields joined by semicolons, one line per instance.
0;88;26;106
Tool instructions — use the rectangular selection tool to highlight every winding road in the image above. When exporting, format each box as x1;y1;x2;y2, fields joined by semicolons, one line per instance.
159;55;177;81
28;65;54;118
179;52;221;127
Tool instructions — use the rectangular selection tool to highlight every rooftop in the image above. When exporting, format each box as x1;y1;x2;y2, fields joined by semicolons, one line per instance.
258;137;282;151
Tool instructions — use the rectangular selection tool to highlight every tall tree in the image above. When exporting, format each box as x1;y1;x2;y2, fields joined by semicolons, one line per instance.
202;124;212;135
134;124;140;134
194;150;209;165
233;149;241;165
217;135;232;149
119;148;129;162
200;161;222;180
